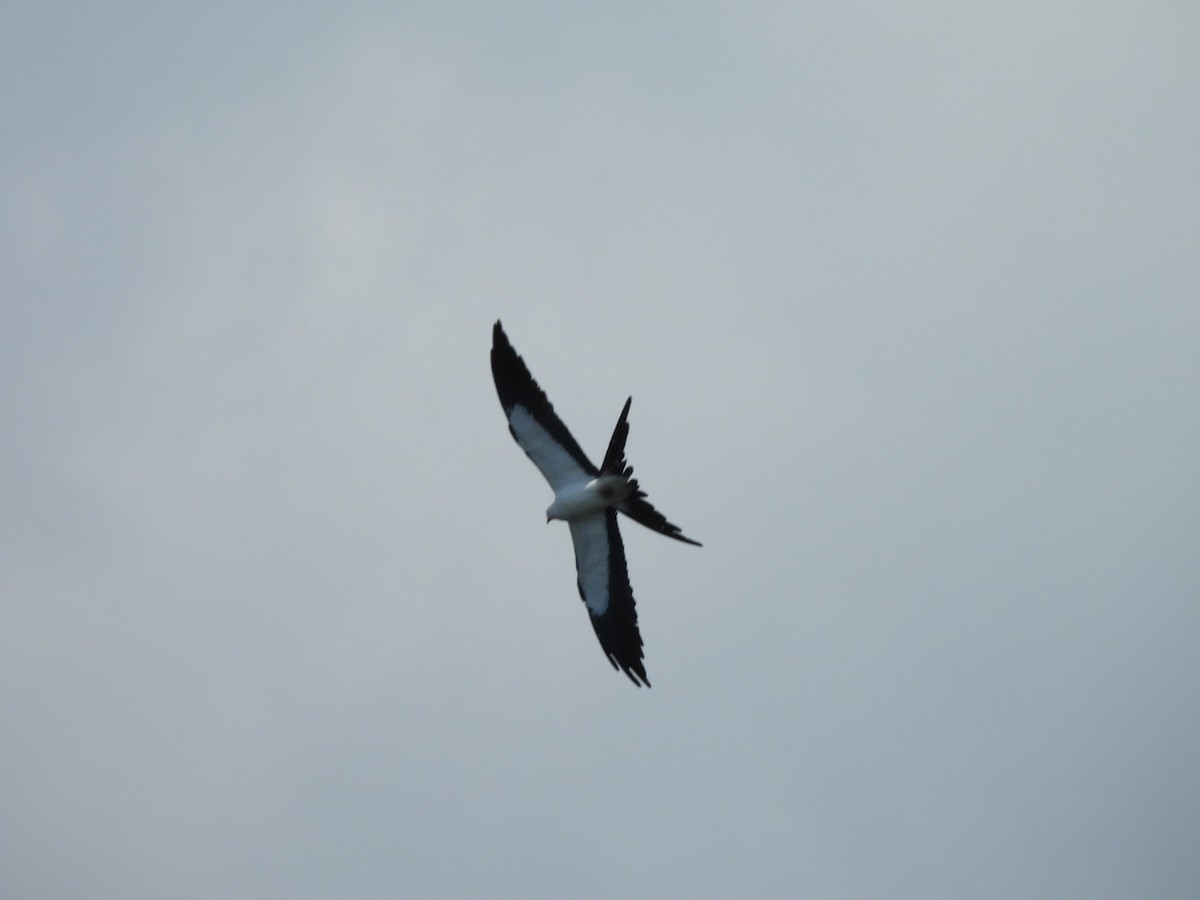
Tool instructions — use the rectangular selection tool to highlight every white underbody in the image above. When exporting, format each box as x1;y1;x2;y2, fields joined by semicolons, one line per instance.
505;405;632;617
547;475;631;522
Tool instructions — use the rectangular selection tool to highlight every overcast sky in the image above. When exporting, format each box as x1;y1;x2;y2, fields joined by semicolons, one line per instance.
3;2;1198;898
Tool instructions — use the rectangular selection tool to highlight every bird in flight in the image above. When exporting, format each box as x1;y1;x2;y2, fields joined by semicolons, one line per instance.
490;320;700;687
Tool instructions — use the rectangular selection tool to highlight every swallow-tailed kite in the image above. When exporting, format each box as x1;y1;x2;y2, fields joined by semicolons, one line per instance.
490;320;700;687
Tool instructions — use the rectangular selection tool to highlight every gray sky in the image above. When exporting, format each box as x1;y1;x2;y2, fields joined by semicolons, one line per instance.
3;2;1198;897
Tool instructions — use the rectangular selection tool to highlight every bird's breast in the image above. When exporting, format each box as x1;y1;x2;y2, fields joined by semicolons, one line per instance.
546;476;631;521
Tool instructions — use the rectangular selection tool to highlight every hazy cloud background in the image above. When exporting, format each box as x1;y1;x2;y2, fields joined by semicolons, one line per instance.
3;2;1198;897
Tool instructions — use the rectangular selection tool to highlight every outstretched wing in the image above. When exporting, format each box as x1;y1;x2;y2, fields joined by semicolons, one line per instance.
568;512;649;687
491;321;597;489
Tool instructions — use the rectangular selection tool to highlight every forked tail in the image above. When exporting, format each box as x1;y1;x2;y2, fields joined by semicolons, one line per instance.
600;397;702;547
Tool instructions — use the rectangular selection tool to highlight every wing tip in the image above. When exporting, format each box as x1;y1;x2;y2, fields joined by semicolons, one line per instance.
606;651;651;687
626;668;652;688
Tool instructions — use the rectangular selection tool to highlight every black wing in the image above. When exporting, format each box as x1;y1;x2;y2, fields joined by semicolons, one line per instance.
491;321;597;487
